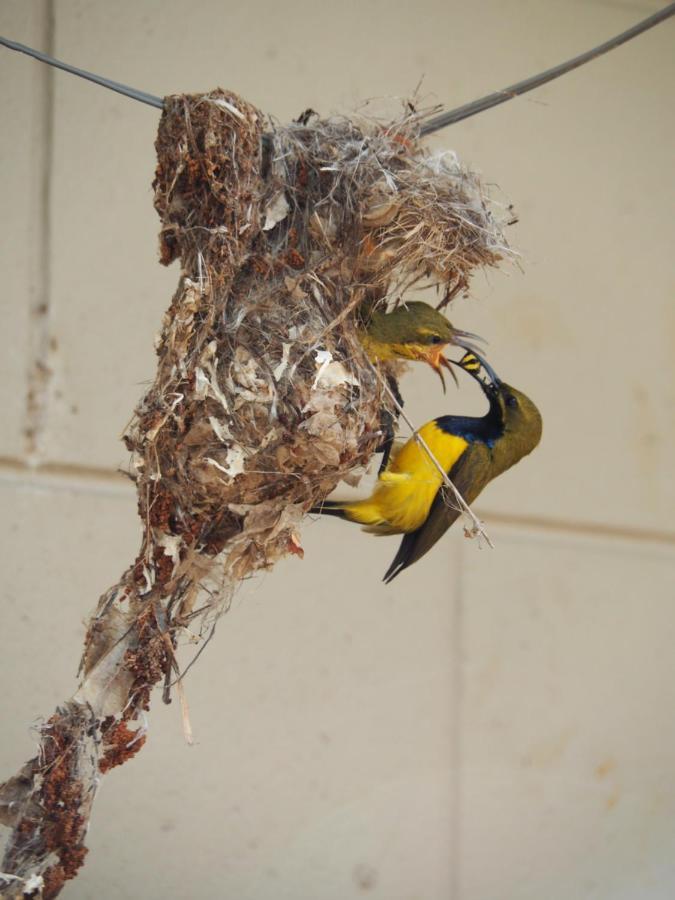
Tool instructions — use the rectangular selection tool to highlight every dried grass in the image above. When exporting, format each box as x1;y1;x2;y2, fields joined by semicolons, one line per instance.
0;89;511;896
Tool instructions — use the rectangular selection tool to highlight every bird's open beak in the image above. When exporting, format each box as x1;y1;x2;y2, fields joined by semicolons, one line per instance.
424;347;458;393
419;328;487;392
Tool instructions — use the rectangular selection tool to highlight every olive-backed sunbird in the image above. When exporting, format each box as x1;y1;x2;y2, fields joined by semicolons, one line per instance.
312;352;542;582
359;301;483;392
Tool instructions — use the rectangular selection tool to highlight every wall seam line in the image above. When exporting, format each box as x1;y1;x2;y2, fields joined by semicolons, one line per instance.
2;456;674;546
24;0;55;462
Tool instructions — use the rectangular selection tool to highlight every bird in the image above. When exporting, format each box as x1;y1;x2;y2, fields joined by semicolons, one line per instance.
359;300;483;393
312;351;542;582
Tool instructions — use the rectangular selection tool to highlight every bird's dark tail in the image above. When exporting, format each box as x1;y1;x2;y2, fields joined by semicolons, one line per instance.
382;531;417;584
310;500;348;519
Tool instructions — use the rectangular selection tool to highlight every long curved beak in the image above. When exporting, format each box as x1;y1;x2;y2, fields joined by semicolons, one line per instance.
471;351;501;387
452;328;486;357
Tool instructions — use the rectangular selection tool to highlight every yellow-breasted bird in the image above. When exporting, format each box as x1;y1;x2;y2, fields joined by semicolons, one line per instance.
359;301;483;392
313;352;542;582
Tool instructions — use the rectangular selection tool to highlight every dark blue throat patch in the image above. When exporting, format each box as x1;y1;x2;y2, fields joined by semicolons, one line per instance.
435;408;503;448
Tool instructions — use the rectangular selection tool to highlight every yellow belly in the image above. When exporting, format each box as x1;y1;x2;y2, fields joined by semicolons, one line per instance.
340;421;469;534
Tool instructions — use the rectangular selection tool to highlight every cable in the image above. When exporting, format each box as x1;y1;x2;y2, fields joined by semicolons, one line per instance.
0;35;164;109
420;2;675;135
2;2;674;130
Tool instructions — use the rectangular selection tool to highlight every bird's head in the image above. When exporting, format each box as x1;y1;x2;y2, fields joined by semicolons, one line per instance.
455;351;543;467
494;384;543;453
363;301;483;392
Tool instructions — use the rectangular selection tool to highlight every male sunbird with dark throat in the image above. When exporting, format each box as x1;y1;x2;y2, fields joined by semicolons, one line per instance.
312;352;542;582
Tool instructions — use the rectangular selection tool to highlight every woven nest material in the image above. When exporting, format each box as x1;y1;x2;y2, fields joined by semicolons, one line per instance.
84;86;514;758
0;89;511;897
122;89;511;622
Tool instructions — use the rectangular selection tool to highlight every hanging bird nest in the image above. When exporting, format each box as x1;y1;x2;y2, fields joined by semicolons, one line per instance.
125;90;512;622
0;88;511;897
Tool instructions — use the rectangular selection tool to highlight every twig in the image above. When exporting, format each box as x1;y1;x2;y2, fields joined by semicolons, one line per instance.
167;621;218;689
421;2;675;135
175;679;194;747
156;607;196;747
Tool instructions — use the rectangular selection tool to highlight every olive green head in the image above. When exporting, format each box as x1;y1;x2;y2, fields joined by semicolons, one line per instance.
493;382;543;471
361;302;483;391
366;301;460;345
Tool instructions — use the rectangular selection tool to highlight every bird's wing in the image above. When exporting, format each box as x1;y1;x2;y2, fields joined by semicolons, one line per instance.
383;442;493;583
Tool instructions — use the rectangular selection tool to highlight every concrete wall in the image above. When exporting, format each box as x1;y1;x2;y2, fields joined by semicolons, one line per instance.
1;1;674;897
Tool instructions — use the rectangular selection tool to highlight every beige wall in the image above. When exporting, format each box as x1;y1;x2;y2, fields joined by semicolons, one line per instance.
1;1;674;898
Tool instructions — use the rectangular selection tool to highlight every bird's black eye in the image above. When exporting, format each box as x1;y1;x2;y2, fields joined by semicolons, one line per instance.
428;334;443;345
506;395;518;408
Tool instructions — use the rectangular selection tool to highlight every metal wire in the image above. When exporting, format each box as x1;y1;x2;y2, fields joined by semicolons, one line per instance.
421;2;675;135
0;35;164;109
2;3;674;130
